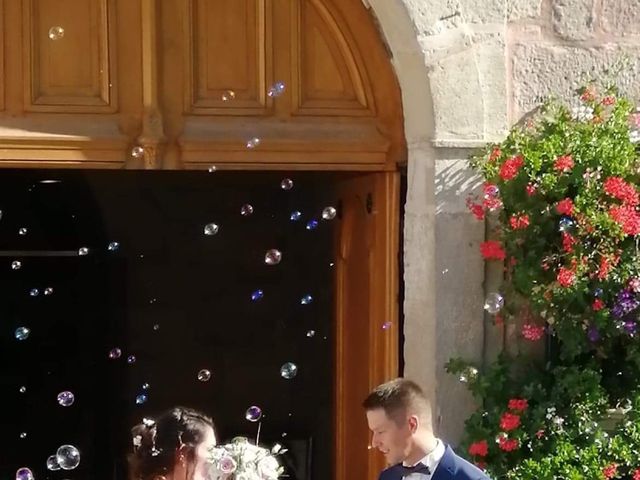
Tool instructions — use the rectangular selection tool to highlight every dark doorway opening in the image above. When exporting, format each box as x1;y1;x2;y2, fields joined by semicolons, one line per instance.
0;170;341;480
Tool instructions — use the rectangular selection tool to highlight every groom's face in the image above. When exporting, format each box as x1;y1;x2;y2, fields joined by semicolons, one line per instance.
366;408;412;465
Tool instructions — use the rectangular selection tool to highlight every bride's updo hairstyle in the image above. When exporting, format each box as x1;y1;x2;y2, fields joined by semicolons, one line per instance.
129;407;215;480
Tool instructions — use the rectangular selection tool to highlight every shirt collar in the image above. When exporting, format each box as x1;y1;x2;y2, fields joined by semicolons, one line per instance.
403;439;445;473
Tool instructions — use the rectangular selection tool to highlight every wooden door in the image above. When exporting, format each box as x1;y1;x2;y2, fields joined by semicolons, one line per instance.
334;172;400;480
0;1;404;478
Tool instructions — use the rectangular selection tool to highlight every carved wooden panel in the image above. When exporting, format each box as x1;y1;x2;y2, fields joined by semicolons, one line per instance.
185;0;270;115
291;0;374;116
0;0;4;111
23;0;115;112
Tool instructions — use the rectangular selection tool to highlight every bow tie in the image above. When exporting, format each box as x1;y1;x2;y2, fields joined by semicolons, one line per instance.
400;463;431;477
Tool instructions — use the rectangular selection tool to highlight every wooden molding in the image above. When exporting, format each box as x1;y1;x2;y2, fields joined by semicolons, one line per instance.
22;0;116;112
132;0;166;169
367;172;401;477
184;0;272;115
291;0;374;116
0;115;128;167
179;116;391;169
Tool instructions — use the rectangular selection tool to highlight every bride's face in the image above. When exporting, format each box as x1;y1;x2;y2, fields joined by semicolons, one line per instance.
192;426;217;480
172;426;217;480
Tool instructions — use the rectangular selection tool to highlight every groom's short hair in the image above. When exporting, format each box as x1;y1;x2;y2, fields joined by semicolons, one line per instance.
362;378;432;426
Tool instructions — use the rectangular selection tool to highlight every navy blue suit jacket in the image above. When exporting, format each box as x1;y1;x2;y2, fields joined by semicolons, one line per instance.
378;445;490;480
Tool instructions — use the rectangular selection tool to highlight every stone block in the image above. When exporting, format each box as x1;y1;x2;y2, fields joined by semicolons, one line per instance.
435;158;483;214
402;0;506;37
367;0;426;55
429;48;484;140
477;38;509;139
602;0;640;35
507;0;543;21
434;162;486;441
551;0;595;40
456;0;507;24
429;37;507;141
392;51;436;145
512;44;640;119
404;149;437;405
404;209;438;406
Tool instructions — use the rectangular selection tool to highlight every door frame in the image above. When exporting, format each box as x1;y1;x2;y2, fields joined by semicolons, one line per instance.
334;171;400;480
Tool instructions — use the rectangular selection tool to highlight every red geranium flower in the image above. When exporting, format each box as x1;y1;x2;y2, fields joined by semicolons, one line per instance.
604;177;639;206
510;214;530;230
609;205;640;236
483;197;503;211
522;324;545;341
468;440;488;457
562;232;577;253
480;241;506;261
499;155;524;181
592;299;605;311
489;147;501;162
602;95;616;106
580;86;596;102
556;198;574;216
598;256;612;280
554;155;574;172
508;398;528;412
526;183;537;196
633;469;640;480
603;464;617;479
500;412;521;431
466;198;485;220
557;266;576;287
498;437;519;452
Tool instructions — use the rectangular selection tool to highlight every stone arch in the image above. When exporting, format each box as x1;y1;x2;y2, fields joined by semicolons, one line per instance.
368;0;438;406
365;0;493;443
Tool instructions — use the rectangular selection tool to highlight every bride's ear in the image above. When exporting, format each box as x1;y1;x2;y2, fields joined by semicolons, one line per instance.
177;444;194;465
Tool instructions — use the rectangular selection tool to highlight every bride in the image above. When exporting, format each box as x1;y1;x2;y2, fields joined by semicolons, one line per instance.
129;406;283;480
130;407;217;480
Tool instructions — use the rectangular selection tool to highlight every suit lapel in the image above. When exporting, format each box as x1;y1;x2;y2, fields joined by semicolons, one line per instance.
431;445;457;480
379;464;404;480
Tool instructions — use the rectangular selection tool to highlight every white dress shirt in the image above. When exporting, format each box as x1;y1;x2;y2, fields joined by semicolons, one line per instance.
401;439;446;479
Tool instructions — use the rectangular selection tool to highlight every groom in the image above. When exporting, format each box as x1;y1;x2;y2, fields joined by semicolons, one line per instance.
363;378;490;480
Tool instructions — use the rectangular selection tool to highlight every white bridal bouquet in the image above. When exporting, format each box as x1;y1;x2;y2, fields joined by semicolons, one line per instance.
207;437;286;480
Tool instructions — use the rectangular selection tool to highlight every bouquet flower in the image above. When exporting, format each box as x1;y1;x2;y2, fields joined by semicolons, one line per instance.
207;437;285;480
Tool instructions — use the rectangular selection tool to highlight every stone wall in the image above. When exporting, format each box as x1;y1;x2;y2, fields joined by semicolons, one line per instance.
366;0;640;444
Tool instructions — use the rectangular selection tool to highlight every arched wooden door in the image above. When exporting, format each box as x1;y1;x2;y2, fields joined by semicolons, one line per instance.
0;0;405;171
0;1;404;477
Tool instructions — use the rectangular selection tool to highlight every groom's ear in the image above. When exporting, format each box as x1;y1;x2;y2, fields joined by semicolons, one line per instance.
407;415;419;434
